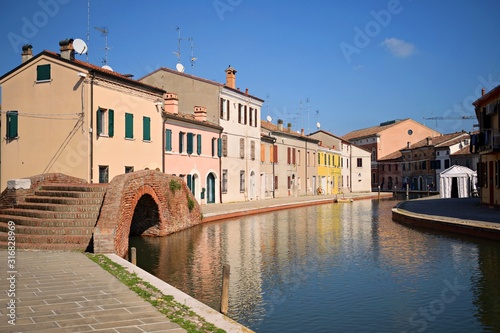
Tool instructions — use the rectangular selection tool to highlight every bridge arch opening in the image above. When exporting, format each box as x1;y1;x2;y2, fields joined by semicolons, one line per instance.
130;194;161;236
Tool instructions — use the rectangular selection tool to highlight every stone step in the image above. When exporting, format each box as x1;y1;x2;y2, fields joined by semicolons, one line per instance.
0;215;97;227
0;222;94;236
34;190;106;199
40;184;108;192
0;208;99;220
0;240;86;251
24;196;104;205
15;202;102;212
0;231;92;245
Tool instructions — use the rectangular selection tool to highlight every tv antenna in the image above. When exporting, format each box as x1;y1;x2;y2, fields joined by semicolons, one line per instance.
94;26;111;65
173;27;196;72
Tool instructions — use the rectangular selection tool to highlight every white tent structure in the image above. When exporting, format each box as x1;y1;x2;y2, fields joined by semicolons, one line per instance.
439;165;477;198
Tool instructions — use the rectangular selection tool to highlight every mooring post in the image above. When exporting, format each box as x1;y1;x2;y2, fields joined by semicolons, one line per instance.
130;247;137;265
220;264;230;315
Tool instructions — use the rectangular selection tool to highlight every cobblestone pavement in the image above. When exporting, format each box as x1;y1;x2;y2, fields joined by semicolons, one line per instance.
0;251;185;333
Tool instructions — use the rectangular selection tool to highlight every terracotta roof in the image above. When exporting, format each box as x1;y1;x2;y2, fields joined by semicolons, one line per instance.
308;129;350;143
379;150;403;161
164;112;222;130
261;121;319;142
139;67;265;102
342;119;409;140
473;84;500;107
451;145;473;156
404;132;468;150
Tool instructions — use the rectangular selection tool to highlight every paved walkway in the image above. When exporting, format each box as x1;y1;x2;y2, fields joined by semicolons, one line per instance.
0;251;186;333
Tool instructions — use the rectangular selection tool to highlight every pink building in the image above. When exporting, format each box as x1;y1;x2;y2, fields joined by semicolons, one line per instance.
162;94;222;204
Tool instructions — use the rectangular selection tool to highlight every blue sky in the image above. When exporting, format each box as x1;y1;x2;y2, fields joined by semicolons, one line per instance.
2;0;500;136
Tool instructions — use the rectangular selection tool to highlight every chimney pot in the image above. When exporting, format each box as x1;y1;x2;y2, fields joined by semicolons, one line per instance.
59;38;74;60
245;88;248;95
482;88;485;96
225;66;237;89
407;141;411;148
21;44;33;63
194;106;207;122
301;128;304;136
163;92;179;114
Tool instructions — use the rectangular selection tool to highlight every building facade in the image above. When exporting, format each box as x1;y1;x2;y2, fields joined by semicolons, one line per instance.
0;42;165;190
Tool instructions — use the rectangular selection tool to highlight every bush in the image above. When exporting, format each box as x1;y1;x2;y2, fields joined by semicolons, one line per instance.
169;179;181;193
187;196;195;212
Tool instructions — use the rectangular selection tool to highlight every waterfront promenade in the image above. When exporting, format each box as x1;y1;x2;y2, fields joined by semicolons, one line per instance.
2;192;498;332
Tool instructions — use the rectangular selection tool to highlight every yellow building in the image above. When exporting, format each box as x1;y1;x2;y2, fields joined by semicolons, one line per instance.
317;145;342;195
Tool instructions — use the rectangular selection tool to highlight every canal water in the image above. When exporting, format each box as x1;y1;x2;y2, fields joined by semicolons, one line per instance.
129;199;500;333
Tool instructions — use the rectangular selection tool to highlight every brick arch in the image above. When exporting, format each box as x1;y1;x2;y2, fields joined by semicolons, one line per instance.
93;170;202;257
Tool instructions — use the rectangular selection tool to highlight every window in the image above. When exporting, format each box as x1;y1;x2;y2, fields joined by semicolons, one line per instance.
220;98;230;120
249;108;253;127
238;104;242;123
244;105;247;125
99;165;109;183
165;129;172;151
36;64;51;81
444;159;450;169
125;113;134;139
125;166;134;173
357;158;362;167
187;133;194;154
313;153;316;166
222;135;228;157
297;150;301;165
240;170;245;192
197;134;202;155
292;148;296;165
318;153;321;165
179;132;185;153
97;108;114;137
240;138;245;158
421;161;427;170
273;145;278;163
143;116;151;141
212;138;217;157
251;140;255;160
6;111;18;139
217;138;222;157
261;143;266;162
222;170;228;193
307;152;310;166
187;175;193;194
287;147;291;164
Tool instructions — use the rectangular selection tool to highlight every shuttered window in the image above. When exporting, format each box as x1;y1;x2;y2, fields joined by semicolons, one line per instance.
36;64;51;81
143;116;151;141
261;144;265;162
251;140;255;160
218;138;222;157
273;145;278;164
179;132;185;153
6;111;18;139
187;132;194;154
197;134;202;155
165;129;172;151
108;109;114;137
240;138;245;158
187;175;192;192
292;148;296;165
222;135;227;156
287;147;291;164
125;113;134;139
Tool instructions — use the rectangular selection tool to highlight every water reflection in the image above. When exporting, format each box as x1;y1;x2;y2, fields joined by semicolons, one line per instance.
130;199;500;333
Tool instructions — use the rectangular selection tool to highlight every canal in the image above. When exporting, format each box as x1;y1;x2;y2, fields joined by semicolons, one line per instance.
129;199;500;333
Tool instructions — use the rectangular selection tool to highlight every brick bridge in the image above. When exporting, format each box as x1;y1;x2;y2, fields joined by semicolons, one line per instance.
0;171;202;257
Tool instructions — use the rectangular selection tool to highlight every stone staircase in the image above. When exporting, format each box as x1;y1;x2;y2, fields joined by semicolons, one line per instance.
0;184;107;251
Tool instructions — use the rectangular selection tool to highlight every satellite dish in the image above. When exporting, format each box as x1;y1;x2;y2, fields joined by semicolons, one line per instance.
176;63;185;73
73;38;88;55
266;115;272;122
316;122;321;129
102;65;113;71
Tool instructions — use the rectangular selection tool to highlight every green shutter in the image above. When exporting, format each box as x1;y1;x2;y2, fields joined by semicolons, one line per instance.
187;175;192;191
108;109;114;137
187;133;194;154
166;129;172;151
179;132;184;153
143;116;151;141
197;134;202;155
37;64;51;81
125;113;133;139
96;108;103;135
217;138;222;157
6;111;18;139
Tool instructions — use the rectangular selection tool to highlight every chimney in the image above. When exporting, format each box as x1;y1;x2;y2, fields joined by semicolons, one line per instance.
426;137;432;146
225;65;237;89
163;93;179;114
301;128;305;136
287;123;292;132
59;39;74;60
245;88;248;95
278;119;283;131
194;106;207;122
21;44;33;63
407;141;411;148
482;88;485;96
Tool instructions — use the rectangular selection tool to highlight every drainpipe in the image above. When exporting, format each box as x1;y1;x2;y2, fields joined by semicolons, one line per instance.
90;70;95;183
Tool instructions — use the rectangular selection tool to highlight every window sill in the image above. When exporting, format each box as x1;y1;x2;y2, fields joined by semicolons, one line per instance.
125;137;135;141
143;140;152;143
35;79;52;84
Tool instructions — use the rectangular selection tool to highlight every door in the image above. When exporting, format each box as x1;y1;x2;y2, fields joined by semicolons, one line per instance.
207;173;215;204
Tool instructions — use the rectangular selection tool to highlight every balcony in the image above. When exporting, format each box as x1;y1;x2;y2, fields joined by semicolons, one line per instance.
472;129;500;153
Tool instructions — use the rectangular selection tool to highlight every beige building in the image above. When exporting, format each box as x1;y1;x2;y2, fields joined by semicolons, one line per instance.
0;41;166;189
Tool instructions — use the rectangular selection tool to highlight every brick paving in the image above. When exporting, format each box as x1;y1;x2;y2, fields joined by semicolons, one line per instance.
0;251;185;333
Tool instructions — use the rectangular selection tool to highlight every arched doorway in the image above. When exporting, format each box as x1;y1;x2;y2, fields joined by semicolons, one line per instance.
207;173;216;204
130;194;160;236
